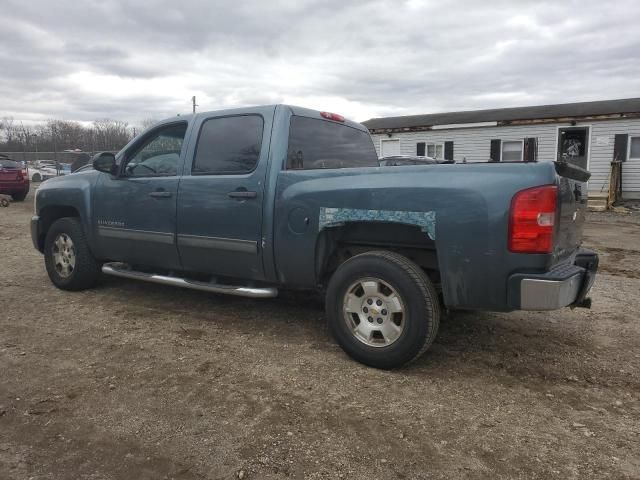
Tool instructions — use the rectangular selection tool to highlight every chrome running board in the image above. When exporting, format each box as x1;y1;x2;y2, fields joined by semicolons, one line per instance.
102;263;278;298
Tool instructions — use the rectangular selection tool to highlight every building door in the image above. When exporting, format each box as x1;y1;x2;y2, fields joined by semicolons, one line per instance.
558;127;589;169
380;139;400;158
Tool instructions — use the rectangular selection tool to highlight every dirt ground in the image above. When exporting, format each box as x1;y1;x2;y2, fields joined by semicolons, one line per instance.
1;190;639;480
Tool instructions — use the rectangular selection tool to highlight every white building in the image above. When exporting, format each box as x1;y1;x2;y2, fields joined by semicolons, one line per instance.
364;98;640;199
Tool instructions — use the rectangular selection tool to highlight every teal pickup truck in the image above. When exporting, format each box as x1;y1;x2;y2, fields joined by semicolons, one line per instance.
31;105;598;368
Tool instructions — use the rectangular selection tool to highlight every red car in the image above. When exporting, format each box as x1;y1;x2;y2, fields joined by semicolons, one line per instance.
0;156;30;201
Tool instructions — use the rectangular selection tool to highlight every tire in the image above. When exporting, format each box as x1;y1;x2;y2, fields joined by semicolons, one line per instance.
44;217;101;291
12;190;28;201
32;173;42;182
325;250;440;369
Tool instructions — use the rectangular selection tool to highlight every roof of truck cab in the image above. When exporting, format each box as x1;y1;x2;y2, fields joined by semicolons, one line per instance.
170;105;368;132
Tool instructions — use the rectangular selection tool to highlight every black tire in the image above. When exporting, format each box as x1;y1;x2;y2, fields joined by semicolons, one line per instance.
32;173;42;182
12;190;28;201
325;250;440;369
44;217;101;291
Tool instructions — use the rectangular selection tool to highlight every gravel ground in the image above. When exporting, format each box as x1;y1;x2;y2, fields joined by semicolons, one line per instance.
1;190;639;480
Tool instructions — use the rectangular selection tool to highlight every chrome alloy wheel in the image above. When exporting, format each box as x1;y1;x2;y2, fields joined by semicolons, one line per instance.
343;277;405;347
52;233;76;278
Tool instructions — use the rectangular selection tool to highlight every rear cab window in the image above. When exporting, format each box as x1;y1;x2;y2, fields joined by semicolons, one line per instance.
286;116;378;170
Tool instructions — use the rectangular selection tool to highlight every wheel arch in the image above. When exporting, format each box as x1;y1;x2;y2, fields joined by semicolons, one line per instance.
35;205;81;252
315;221;440;287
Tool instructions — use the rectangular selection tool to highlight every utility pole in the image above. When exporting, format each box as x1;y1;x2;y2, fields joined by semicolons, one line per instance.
52;124;58;162
32;134;38;161
192;96;198;114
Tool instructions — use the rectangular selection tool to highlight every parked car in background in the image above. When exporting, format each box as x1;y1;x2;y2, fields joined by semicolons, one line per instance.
29;161;72;181
71;164;94;174
28;166;44;182
35;160;57;168
0;157;29;201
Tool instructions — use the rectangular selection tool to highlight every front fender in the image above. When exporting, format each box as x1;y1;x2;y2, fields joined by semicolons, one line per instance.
34;172;100;250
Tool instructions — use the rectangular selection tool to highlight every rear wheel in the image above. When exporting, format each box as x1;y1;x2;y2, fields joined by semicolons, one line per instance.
325;250;440;369
32;173;42;182
12;190;27;201
44;217;101;291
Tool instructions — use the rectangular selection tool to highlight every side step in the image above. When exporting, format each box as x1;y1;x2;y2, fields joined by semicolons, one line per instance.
102;263;278;299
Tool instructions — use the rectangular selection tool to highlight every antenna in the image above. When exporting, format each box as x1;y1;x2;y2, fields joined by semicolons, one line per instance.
192;96;198;114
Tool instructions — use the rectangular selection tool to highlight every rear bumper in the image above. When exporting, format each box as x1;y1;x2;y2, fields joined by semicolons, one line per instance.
507;249;598;310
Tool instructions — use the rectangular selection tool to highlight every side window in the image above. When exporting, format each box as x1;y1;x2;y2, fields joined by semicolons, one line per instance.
124;123;187;177
286;116;378;170
192;115;263;175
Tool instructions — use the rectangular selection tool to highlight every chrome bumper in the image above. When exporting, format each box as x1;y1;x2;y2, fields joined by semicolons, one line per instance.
508;249;598;311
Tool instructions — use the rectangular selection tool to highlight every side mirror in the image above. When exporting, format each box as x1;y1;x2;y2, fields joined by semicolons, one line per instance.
92;152;117;175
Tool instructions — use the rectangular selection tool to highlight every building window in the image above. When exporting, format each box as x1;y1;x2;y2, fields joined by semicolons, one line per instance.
501;140;524;161
427;143;444;159
630;136;640;159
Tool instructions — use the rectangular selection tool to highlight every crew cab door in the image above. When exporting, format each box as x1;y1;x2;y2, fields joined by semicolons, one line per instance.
92;122;189;270
176;107;273;280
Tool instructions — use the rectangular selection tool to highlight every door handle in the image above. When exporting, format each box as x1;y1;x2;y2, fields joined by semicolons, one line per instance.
228;190;257;199
149;191;172;198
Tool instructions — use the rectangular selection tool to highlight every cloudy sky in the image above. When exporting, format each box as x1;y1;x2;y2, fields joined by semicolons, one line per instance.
1;0;639;125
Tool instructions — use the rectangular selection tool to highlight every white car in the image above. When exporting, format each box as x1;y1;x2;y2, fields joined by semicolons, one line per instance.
28;167;45;182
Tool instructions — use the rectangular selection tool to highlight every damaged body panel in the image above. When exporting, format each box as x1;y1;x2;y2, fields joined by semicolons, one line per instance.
272;159;570;311
319;207;436;240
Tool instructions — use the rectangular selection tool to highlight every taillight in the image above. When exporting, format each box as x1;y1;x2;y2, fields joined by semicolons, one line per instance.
509;185;557;254
320;111;345;122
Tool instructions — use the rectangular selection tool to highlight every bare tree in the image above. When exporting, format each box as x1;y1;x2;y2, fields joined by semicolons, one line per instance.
0;117;134;154
93;119;131;151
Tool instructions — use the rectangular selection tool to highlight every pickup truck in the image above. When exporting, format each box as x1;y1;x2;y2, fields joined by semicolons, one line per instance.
31;105;598;368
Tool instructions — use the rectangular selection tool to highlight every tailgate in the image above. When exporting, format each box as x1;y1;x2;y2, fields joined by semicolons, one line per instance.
554;162;590;260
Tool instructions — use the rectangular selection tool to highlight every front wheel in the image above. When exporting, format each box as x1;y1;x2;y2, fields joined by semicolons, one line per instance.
325;250;440;369
44;217;101;291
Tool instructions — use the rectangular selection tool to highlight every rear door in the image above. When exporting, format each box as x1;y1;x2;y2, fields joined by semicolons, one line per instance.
176;107;274;280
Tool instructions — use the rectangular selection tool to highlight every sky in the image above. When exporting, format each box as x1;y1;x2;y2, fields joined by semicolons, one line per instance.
1;0;639;125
